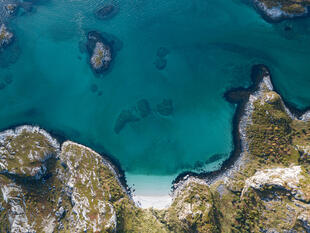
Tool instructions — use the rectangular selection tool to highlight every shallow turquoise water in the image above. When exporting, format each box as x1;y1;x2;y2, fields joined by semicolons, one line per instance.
1;0;310;178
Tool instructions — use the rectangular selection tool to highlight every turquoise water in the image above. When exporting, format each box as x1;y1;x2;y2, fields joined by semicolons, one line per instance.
1;0;310;179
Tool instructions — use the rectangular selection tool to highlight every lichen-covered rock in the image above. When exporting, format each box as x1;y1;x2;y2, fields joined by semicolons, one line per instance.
235;166;310;232
0;126;60;179
241;166;308;201
87;31;113;73
0;127;125;232
162;179;221;233
254;0;310;22
90;42;112;72
59;141;119;232
0;24;13;49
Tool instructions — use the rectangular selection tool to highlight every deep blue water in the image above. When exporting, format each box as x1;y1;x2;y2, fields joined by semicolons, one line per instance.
1;0;310;179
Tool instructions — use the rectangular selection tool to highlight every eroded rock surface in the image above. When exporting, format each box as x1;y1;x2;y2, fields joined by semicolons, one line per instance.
0;126;59;179
0;126;125;232
87;31;113;74
0;24;13;49
254;0;310;22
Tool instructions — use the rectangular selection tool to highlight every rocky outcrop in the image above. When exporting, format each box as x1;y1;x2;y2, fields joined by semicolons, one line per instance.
0;126;126;232
0;24;13;49
5;3;18;15
58;141;119;232
233;165;310;232
87;31;113;74
253;0;310;22
90;42;112;72
162;179;221;232
242;166;309;202
0;126;59;179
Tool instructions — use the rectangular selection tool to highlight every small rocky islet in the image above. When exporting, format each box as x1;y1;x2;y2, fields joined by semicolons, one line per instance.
0;24;13;50
86;31;113;74
1;65;310;232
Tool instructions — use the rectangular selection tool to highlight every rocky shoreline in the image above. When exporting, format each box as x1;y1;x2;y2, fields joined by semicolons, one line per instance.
252;0;310;23
171;63;310;201
1;63;310;231
172;65;272;186
0;64;308;202
0;23;13;50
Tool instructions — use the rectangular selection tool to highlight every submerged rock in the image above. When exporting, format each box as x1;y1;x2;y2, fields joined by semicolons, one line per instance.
87;31;113;74
95;4;119;20
90;83;98;93
137;99;151;118
4;74;13;84
155;57;167;70
0;82;5;90
0;24;13;50
157;99;173;116
114;109;140;134
157;47;170;58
